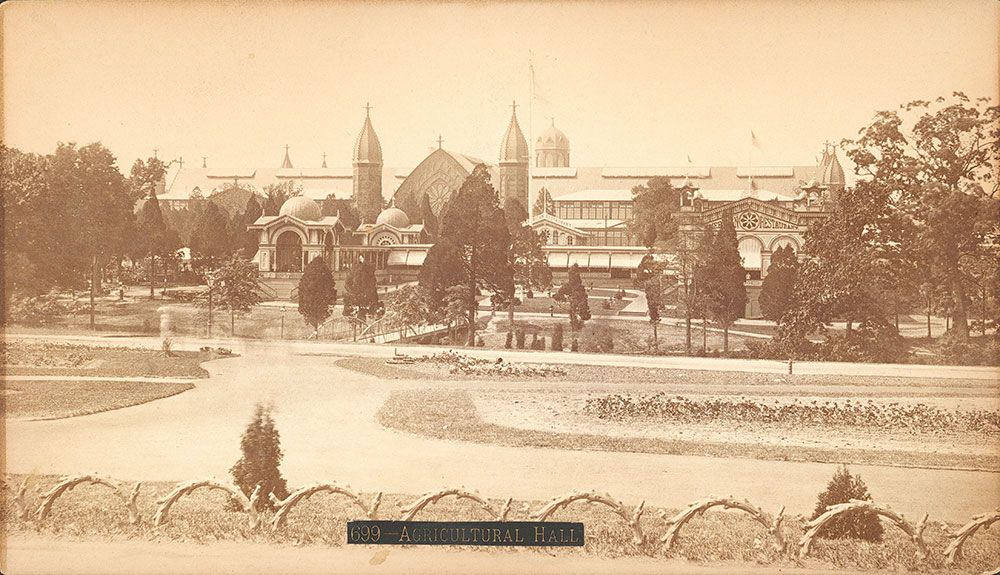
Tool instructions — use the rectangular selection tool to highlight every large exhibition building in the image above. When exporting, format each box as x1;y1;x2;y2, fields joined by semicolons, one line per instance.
157;105;845;317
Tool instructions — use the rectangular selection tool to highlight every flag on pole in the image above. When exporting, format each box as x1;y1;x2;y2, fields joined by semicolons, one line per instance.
751;130;762;149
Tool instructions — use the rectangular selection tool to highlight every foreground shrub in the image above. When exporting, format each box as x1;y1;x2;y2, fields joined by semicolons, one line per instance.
581;322;616;353
551;323;564;351
230;403;289;510
5;294;80;326
811;465;884;541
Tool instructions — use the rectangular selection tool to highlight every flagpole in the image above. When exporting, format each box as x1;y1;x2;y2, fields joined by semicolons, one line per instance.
528;54;534;221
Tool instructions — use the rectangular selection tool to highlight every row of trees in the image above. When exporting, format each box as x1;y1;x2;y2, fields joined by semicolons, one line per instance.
767;95;999;352
629;177;748;353
628;94;998;357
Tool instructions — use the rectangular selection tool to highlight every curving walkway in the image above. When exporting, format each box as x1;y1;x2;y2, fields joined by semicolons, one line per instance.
4;340;998;523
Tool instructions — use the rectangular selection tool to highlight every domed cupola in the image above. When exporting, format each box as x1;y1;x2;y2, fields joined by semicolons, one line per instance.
279;195;322;221
499;101;529;163
353;103;383;165
375;200;410;228
535;119;570;168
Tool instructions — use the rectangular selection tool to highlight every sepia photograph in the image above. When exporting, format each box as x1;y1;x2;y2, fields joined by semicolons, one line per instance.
1;1;998;573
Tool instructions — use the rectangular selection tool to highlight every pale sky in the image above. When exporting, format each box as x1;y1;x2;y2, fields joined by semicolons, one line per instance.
2;0;997;174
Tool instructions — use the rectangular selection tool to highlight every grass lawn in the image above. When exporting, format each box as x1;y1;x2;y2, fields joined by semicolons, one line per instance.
485;317;757;355
29;293;356;340
2;379;195;420
2;340;211;378
3;473;996;572
507;294;630;316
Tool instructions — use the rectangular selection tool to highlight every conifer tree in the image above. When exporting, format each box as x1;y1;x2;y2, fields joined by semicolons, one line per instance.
556;264;591;331
698;217;746;352
297;257;337;331
811;465;884;541
425;165;513;345
759;245;799;322
230;403;289;511
343;256;381;327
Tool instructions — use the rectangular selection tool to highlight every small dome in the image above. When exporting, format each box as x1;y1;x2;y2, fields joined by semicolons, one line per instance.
537;120;570;150
376;205;410;228
279;196;322;221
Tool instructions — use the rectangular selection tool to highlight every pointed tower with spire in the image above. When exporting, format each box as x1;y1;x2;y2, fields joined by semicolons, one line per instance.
818;141;845;202
353;103;384;224
499;100;530;214
281;145;294;169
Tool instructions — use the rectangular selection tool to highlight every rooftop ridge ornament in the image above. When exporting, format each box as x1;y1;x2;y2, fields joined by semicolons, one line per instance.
322;152;327;168
437;135;444;149
282;144;293;169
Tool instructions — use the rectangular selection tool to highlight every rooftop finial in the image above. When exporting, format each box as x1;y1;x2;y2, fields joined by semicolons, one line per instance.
202;157;207;168
551;117;555;127
511;100;518;113
282;145;293;169
321;152;327;168
364;102;372;116
153;148;159;159
437;135;444;149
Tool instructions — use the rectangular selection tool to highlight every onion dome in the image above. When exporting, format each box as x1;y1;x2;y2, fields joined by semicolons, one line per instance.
821;146;845;187
536;119;570;151
353;103;383;164
375;203;410;228
500;101;529;163
279;196;321;221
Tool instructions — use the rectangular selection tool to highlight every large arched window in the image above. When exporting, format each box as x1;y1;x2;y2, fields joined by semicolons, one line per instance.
738;236;764;271
276;231;303;272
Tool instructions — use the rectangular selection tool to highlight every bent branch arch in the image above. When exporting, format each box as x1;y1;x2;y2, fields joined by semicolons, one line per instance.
401;488;507;522
799;499;928;559
660;497;785;552
270;484;381;530
36;475;140;524
941;509;1000;564
153;480;253;527
532;491;645;545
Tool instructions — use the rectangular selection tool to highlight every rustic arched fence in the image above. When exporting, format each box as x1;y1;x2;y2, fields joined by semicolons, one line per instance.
5;474;998;566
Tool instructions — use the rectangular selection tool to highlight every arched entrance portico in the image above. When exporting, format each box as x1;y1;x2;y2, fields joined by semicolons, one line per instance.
276;231;304;272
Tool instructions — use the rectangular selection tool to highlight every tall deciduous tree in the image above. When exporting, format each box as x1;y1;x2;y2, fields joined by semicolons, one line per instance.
698;217;746;353
759;245;799;322
844;93;1000;340
555;264;591;331
190;202;233;269
429;164;514;345
628;177;680;250
214;255;262;336
297;257;337;332
49;143;133;329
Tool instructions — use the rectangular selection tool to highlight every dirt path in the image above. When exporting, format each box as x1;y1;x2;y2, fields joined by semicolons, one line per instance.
2;535;879;575
5;349;998;523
